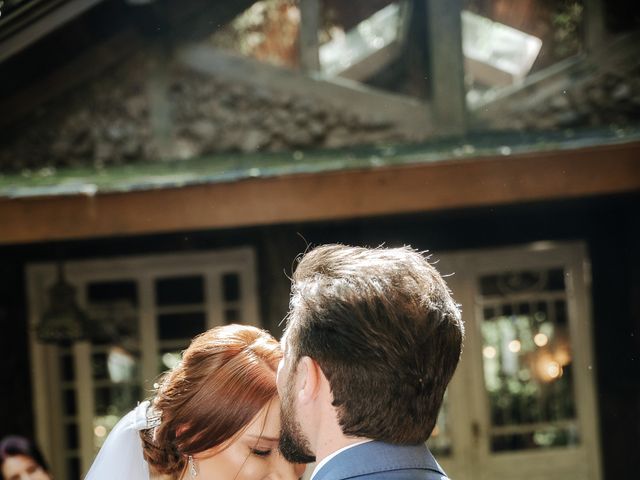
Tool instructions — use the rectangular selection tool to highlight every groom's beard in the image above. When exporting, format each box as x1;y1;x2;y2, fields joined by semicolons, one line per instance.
279;381;316;464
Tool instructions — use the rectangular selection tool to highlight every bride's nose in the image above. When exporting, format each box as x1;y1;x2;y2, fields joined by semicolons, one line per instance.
267;454;305;480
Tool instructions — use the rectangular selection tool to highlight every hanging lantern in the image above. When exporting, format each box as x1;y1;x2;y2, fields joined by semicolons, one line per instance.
38;263;90;344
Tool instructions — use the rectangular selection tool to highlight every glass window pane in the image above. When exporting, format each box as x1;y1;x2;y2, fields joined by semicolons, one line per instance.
483;306;495;320
223;273;241;302
87;280;139;344
92;352;109;380
480;269;566;296
516;302;531;315
66;423;79;450
67;458;81;480
157;312;206;340
547;268;566;291
60;353;75;382
225;308;241;324
88;281;138;306
319;1;401;78
480;274;501;296
491;425;580;452
94;385;140;416
479;270;579;453
463;0;584;107
501;303;514;317
63;388;77;416
555;299;568;326
155;276;204;306
93;385;141;450
92;349;139;383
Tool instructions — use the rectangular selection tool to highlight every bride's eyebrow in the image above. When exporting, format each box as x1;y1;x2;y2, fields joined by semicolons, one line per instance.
246;434;279;442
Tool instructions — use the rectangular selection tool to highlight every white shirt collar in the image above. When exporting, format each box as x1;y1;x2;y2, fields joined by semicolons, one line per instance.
309;440;372;480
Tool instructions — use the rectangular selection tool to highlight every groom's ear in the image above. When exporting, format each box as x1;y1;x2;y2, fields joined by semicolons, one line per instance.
297;356;321;405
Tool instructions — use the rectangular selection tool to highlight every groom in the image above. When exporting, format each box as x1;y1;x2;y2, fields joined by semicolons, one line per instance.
277;244;464;480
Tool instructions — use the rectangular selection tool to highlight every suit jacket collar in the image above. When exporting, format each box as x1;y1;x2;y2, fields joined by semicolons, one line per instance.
312;441;444;480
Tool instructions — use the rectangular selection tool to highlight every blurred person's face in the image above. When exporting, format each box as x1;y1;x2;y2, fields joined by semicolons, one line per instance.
1;455;51;480
187;397;305;480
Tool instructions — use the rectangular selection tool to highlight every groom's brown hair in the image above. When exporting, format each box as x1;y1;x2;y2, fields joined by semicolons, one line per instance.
284;244;464;444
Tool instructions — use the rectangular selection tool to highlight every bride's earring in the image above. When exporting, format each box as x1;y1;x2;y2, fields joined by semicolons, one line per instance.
188;455;198;479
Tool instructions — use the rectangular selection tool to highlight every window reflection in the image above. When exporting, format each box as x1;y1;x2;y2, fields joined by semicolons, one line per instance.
463;0;585;107
479;268;579;452
93;385;141;451
86;279;142;453
319;2;407;79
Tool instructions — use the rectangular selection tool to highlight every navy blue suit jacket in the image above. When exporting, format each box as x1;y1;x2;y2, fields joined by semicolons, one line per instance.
312;441;448;480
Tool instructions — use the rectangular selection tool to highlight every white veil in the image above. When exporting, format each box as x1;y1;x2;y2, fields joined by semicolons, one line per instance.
84;401;152;480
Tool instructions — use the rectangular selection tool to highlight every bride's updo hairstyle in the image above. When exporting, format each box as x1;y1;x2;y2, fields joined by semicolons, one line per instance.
140;324;281;477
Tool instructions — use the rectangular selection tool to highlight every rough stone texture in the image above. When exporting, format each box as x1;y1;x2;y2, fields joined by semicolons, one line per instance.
0;53;408;173
0;55;156;173
478;63;640;131
4;44;639;175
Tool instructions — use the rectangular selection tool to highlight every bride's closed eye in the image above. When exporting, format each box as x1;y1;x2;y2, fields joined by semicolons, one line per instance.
250;447;272;457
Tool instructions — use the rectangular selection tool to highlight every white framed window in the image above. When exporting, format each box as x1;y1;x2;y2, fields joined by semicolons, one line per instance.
26;248;260;480
430;242;602;480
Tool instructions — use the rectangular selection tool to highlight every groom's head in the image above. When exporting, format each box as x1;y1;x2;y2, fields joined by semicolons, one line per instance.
277;245;463;462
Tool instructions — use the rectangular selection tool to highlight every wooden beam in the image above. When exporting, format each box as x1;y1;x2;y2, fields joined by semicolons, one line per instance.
147;45;174;160
0;0;105;63
0;143;639;245
585;0;607;53
425;0;467;135
178;45;432;138
298;0;320;72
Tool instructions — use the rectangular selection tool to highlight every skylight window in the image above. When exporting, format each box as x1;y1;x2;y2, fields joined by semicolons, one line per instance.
462;10;543;87
319;2;406;78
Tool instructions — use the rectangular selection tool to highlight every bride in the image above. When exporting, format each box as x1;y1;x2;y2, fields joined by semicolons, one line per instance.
85;324;304;480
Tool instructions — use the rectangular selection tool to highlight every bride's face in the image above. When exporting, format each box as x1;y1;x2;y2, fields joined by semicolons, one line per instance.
189;398;305;480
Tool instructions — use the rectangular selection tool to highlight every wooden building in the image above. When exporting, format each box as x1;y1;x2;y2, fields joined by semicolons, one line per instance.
1;1;639;479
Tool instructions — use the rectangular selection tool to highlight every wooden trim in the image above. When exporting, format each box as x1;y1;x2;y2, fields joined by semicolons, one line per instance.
436;242;602;480
0;0;106;63
178;45;432;138
298;0;320;72
25;265;67;480
569;247;604;480
426;0;467;134
1;143;639;245
73;340;95;476
139;273;158;404
585;0;607;54
26;248;258;477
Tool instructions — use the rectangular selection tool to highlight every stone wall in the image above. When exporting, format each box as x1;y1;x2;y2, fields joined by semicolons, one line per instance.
481;63;640;130
0;53;406;173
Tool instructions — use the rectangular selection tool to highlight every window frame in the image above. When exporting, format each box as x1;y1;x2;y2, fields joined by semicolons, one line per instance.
433;241;602;480
26;247;260;479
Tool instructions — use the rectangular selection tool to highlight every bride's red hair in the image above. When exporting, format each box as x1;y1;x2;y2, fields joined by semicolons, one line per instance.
140;324;281;477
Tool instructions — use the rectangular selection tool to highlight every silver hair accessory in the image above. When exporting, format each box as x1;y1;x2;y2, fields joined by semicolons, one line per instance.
131;401;162;431
188;455;198;479
145;404;162;429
